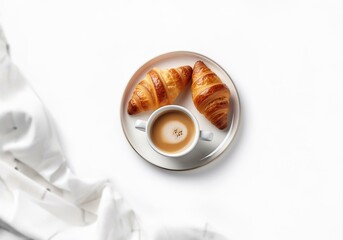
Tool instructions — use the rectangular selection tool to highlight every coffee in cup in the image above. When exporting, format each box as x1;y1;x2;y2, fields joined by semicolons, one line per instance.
135;105;213;158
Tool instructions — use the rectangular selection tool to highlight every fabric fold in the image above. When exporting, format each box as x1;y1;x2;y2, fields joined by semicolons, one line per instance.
0;25;141;240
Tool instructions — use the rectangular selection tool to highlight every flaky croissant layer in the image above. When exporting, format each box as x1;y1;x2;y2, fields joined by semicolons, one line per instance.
127;66;192;115
191;60;230;129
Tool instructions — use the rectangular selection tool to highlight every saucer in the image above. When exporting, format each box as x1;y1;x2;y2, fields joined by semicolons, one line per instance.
120;51;241;171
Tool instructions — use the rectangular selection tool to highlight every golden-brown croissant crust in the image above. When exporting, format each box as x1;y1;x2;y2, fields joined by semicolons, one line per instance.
127;65;192;115
192;60;230;129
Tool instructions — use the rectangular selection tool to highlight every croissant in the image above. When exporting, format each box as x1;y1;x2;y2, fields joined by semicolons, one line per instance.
127;65;192;115
192;61;230;129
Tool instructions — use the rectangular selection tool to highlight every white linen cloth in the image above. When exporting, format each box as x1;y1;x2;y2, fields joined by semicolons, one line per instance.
0;25;227;240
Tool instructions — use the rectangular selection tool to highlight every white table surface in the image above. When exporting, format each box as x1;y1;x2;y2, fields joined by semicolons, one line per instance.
1;0;343;239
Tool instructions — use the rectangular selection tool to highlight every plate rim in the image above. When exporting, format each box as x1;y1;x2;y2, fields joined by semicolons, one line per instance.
120;50;241;171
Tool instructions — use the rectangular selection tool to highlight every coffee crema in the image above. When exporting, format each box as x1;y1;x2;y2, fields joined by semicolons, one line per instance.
150;110;195;154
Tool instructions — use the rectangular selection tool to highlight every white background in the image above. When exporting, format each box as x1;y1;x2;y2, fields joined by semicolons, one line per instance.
1;0;343;239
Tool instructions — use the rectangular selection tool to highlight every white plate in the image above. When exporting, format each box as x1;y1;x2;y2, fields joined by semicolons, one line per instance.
120;51;241;171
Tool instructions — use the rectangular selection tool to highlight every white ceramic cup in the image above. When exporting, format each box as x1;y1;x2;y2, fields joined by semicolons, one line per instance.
135;105;213;158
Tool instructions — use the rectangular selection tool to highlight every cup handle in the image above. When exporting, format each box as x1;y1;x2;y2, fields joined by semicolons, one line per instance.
135;120;147;132
200;130;213;141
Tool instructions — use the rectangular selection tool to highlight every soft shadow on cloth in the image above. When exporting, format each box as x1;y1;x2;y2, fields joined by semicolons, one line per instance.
0;25;227;240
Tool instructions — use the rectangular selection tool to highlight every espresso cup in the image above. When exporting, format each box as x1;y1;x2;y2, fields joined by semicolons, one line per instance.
135;105;213;158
